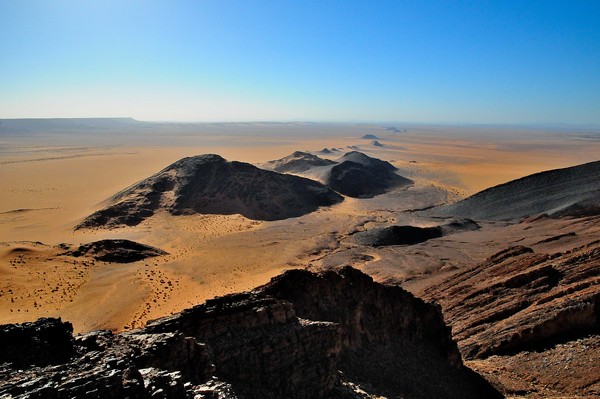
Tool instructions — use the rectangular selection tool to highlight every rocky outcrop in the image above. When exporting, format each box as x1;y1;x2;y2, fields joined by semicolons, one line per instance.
77;154;343;228
265;151;336;173
423;242;600;359
437;160;600;220
352;219;479;247
0;267;500;399
65;239;168;263
266;151;413;198
327;152;412;198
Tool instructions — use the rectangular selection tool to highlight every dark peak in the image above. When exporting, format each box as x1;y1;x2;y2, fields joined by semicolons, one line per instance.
361;134;380;139
65;239;168;263
339;151;396;170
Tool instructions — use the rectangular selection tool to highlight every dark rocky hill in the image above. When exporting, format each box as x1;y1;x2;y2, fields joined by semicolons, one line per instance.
77;154;343;228
352;219;479;247
0;267;501;399
265;151;413;198
265;151;336;173
438;160;600;220
327;152;413;198
64;239;168;263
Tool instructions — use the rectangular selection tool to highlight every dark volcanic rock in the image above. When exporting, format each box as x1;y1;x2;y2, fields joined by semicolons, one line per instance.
266;151;336;173
438;160;600;220
370;140;383;147
77;154;343;228
66;239;168;263
353;225;443;246
0;267;501;399
326;151;412;198
361;134;379;140
353;219;479;247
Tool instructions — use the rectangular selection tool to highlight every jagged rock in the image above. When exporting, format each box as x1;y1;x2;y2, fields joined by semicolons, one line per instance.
76;154;343;228
423;242;600;359
437;159;600;220
65;239;168;263
0;267;501;399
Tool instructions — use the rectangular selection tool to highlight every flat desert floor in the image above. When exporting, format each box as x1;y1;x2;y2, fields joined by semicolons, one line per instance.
1;122;599;333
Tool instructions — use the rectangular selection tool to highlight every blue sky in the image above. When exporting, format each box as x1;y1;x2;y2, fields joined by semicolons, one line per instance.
1;0;599;124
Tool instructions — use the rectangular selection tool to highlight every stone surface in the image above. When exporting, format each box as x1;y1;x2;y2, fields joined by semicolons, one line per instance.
0;267;501;399
422;241;600;398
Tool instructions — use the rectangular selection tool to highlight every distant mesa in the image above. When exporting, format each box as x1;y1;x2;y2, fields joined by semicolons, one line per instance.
346;145;359;150
385;127;407;133
361;134;380;140
266;150;413;198
319;148;333;154
77;154;343;229
438;160;600;220
371;140;383;147
265;151;336;173
65;239;168;263
353;219;479;247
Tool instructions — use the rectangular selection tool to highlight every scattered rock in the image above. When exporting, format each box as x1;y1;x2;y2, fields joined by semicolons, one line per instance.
65;239;168;263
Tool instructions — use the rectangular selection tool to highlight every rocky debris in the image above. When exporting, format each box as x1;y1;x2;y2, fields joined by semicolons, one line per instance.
265;151;336;173
437;160;600;220
76;154;343;228
65;239;168;263
0;267;500;399
423;242;600;360
353;219;479;247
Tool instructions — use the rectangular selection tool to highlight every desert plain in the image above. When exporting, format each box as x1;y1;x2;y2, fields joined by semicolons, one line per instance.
1;121;599;332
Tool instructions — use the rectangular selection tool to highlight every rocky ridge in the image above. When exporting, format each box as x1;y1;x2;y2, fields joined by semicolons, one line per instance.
0;267;500;399
438;160;600;220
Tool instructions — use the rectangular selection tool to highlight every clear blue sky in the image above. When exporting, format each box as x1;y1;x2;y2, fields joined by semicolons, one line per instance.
1;0;599;124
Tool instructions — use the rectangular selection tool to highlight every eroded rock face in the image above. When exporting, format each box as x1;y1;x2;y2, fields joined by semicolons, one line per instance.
423;243;600;359
0;267;501;399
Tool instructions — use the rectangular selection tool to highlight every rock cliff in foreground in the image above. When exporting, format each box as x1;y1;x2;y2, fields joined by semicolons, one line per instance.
77;154;343;229
0;267;500;399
